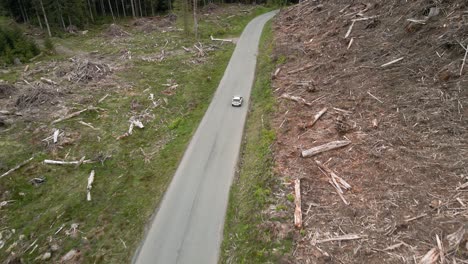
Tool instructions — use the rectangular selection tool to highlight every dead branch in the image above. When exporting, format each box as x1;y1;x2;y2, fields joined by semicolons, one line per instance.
381;57;404;67
306;107;327;128
367;91;384;103
302;140;351;158
316;234;364;244
418;247;439;264
460;43;468;76
98;94;110;104
287;63;313;75
78;121;98;130
53;129;59;144
294;179;302;229
51;109;89;124
87;170;95;201
0;156;34;179
345;21;355;38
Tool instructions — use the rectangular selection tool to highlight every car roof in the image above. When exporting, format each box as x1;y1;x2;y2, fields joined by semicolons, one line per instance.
233;96;242;99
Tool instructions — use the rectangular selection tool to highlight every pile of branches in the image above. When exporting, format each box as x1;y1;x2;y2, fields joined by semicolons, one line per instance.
15;84;58;110
103;24;131;38
64;58;111;83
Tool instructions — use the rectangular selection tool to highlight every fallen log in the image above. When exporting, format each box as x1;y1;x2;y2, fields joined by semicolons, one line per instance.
302;140;351;158
294;179;302;228
280;93;312;106
0;156;34;179
87;170;95;201
43;159;94;165
40;77;58;85
287;63;313;75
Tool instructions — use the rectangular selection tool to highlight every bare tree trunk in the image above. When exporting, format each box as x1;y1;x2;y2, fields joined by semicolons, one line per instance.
121;0;127;16
107;0;115;21
18;0;28;23
150;0;155;16
35;10;43;29
183;0;189;35
131;0;136;17
100;0;106;15
40;0;52;37
87;0;95;22
115;0;120;17
57;2;66;30
193;0;198;39
68;14;72;27
138;0;143;17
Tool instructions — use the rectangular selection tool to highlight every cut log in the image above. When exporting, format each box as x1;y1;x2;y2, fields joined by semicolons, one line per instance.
87;170;95;201
294;179;302;228
280;93;312;106
210;35;233;42
0;156;34;179
302;140;351;158
306;108;327;128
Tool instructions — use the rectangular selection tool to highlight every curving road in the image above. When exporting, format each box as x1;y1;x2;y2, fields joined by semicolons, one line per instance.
133;11;277;264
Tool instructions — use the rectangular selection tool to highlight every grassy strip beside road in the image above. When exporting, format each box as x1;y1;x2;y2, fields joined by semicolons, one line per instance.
0;6;272;263
221;21;293;263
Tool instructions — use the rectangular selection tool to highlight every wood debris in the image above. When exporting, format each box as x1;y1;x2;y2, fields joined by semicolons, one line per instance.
316;159;351;205
87;170;95;201
302;140;351;158
116;118;145;140
418;247;439;264
294;179;303;228
0;156;34;179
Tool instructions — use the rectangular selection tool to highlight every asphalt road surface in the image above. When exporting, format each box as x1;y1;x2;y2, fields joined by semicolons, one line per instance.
133;11;277;264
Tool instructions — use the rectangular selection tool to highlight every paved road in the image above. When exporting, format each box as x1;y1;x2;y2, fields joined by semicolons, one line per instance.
133;11;277;264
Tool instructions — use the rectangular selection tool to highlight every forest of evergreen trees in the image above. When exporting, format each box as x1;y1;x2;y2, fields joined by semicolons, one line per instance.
0;0;278;35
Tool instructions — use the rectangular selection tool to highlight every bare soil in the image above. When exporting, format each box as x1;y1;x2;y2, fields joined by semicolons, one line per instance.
272;0;468;263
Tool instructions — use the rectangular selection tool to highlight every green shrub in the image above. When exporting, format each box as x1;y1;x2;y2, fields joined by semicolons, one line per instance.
0;26;40;65
44;37;55;53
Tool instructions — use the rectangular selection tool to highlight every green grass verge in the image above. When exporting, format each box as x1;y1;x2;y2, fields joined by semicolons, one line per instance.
220;21;293;264
0;6;274;263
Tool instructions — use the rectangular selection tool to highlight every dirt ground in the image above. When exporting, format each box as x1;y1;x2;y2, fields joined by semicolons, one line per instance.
272;0;468;263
